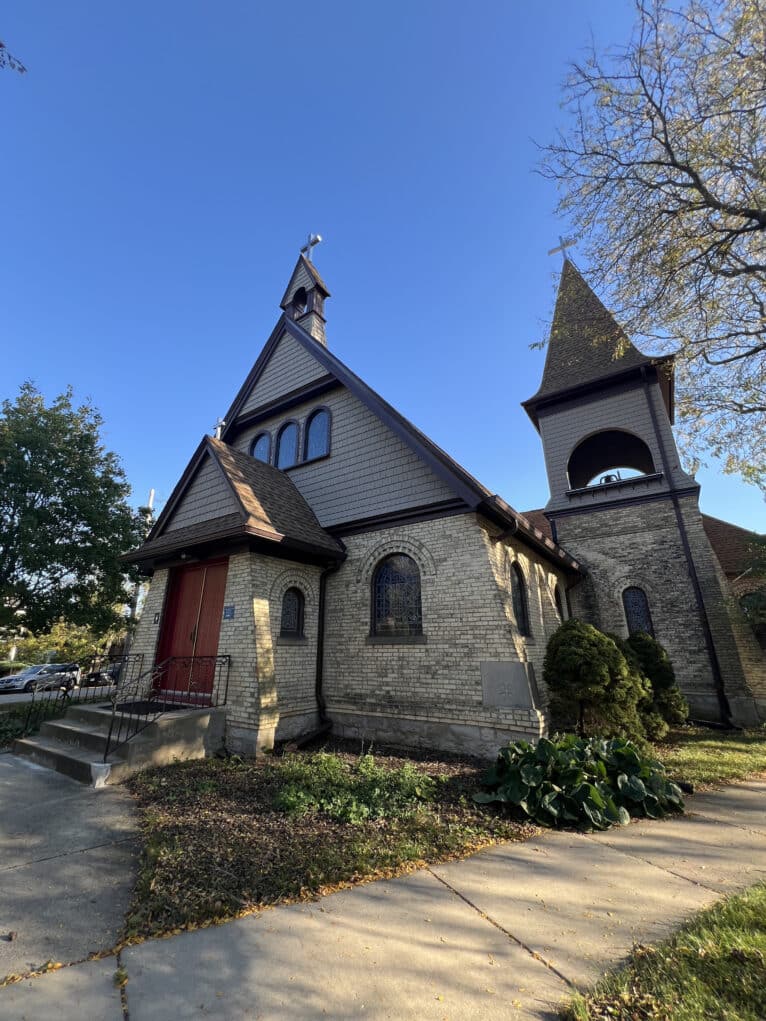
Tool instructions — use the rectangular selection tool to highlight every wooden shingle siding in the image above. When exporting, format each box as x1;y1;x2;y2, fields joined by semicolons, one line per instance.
240;332;326;416
285;262;314;302
164;457;240;532
235;388;456;528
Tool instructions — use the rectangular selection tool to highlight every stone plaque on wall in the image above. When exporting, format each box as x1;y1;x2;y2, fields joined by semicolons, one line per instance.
480;661;535;709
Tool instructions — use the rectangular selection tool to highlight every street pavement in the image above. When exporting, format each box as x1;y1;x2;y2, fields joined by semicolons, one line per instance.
0;762;764;1020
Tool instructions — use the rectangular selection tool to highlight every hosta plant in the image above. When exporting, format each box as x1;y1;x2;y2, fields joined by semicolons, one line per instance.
474;734;684;831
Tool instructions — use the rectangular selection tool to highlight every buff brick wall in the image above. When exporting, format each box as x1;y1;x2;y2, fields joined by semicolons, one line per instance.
129;568;168;669
558;494;763;724
320;512;570;756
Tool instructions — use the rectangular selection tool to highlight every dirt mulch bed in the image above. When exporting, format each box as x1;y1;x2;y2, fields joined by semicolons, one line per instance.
125;737;536;940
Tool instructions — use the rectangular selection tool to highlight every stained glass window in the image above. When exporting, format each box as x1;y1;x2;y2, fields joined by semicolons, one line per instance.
280;587;304;637
554;584;565;621
511;562;531;637
304;409;330;461
275;422;298;469
251;432;271;463
622;587;654;637
372;554;422;636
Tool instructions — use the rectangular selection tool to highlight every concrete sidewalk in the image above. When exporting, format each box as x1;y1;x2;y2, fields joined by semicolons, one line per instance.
1;780;764;1021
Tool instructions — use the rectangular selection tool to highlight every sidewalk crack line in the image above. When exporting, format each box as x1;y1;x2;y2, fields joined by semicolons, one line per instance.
425;867;574;989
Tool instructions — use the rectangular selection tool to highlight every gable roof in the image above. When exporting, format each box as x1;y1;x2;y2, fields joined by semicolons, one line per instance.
523;260;674;428
125;436;344;565
222;317;582;575
279;253;330;309
701;514;765;578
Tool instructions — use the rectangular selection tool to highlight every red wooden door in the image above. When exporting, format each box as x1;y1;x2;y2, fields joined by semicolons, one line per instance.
156;559;228;703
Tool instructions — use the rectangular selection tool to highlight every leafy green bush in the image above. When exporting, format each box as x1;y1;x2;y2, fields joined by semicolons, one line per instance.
627;631;689;729
544;619;647;743
474;734;684;831
273;752;438;824
0;660;28;677
0;706;28;748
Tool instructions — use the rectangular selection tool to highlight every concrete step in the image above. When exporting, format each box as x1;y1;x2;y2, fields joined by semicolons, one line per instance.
12;734;126;786
40;717;112;755
62;702;116;727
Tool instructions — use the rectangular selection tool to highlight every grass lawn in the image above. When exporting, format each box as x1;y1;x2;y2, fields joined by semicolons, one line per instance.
563;882;766;1021
124;741;536;940
654;727;766;788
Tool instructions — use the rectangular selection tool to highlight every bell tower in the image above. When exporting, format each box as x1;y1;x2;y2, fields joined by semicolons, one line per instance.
279;243;330;347
523;259;764;725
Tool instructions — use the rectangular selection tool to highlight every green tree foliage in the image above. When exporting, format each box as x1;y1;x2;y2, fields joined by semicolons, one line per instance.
543;618;647;743
3;619;119;666
540;0;766;486
0;383;144;634
627;631;690;730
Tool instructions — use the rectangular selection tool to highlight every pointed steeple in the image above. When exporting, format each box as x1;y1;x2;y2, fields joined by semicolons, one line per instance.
279;252;331;346
523;259;668;428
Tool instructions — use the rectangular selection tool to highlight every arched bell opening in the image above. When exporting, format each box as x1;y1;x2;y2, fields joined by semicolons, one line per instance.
567;429;656;490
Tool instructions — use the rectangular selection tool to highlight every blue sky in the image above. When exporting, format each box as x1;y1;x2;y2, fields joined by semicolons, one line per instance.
2;1;763;532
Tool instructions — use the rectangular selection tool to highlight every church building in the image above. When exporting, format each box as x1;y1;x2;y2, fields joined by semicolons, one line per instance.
126;249;765;757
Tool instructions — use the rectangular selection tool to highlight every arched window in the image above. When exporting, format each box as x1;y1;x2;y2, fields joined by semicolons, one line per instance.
292;287;308;318
622;586;654;637
372;554;422;636
275;422;299;469
304;408;330;461
280;587;304;637
553;584;565;621
511;562;531;637
250;432;271;464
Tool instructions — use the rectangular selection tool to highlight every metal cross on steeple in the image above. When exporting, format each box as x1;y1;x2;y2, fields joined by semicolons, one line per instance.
300;233;323;262
547;235;577;260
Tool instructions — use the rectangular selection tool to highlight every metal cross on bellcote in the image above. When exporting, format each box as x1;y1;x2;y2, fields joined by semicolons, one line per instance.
547;235;577;260
300;233;322;262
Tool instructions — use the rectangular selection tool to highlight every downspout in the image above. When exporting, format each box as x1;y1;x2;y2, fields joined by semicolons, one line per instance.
640;367;734;726
315;561;341;727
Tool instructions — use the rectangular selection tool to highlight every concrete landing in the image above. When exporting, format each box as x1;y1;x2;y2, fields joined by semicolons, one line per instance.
1;778;764;1020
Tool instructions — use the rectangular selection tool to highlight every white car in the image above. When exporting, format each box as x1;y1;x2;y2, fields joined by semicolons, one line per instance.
0;663;81;694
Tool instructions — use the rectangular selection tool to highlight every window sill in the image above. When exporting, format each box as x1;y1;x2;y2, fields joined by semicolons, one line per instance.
284;453;331;472
366;634;428;645
277;635;308;646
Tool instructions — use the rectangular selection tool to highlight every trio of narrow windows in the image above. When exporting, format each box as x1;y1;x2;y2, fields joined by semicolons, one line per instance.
251;408;331;470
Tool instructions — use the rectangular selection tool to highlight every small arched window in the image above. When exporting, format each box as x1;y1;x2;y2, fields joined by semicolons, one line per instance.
372;554;422;636
622;586;654;637
554;584;565;622
304;408;330;461
275;422;299;469
280;587;305;637
511;562;531;637
250;432;271;464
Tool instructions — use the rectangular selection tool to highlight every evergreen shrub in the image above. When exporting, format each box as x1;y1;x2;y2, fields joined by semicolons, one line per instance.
627;631;690;729
473;734;684;831
543;619;647;743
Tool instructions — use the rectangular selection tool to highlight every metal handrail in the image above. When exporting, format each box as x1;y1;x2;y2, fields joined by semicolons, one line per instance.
103;654;230;761
20;654;145;739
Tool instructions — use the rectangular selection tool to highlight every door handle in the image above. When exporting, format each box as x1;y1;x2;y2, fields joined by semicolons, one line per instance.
190;626;197;643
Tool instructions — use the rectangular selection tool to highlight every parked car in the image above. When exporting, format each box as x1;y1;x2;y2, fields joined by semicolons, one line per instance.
0;663;81;694
83;662;121;687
